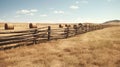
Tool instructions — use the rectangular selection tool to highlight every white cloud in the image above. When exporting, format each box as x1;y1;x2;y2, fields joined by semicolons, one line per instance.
70;0;88;10
27;13;34;16
70;5;79;9
40;14;48;17
16;9;38;16
53;10;64;14
17;10;30;14
30;9;38;12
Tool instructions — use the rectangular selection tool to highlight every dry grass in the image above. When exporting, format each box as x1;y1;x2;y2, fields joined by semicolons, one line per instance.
0;26;120;67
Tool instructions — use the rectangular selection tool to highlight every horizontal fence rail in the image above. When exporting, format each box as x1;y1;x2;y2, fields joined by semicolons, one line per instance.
0;24;117;50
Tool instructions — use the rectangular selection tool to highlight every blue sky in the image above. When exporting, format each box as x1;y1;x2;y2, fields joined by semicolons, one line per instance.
0;0;120;23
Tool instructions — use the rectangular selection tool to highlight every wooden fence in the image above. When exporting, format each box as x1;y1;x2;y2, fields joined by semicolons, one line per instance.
0;24;113;50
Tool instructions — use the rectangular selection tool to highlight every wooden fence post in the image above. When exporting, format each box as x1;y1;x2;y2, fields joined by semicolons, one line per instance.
95;25;98;30
84;25;87;32
48;26;51;41
33;29;38;44
77;26;80;34
92;25;94;30
78;23;83;34
81;26;84;33
64;27;69;38
75;27;78;35
87;24;89;32
73;25;78;35
94;25;96;30
101;25;103;29
95;25;97;30
99;24;101;29
89;24;91;31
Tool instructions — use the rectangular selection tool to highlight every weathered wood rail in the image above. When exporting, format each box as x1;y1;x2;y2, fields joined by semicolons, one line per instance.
0;24;116;50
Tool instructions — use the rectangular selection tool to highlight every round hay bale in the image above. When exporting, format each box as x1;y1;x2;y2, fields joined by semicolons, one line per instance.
4;23;14;30
77;23;83;28
29;23;37;28
83;24;87;27
59;24;63;28
78;23;82;26
65;24;68;27
73;25;77;29
68;25;71;27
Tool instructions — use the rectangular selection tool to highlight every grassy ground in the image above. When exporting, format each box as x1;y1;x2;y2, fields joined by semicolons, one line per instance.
0;26;120;67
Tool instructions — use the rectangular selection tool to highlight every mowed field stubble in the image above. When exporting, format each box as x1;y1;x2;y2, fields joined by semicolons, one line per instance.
0;24;120;67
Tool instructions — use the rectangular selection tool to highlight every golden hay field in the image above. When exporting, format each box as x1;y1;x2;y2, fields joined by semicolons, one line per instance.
0;26;120;67
0;23;77;30
0;23;61;30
